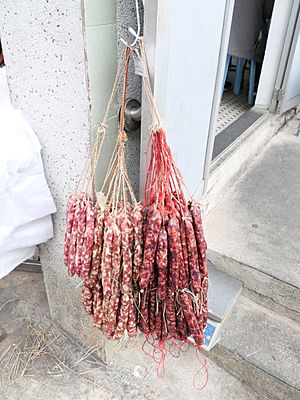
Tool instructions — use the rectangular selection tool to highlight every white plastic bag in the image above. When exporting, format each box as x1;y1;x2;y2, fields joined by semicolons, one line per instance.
0;215;53;279
0;66;56;278
0;246;36;280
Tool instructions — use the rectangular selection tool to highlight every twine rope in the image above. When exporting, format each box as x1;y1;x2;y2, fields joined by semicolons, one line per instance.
76;47;128;197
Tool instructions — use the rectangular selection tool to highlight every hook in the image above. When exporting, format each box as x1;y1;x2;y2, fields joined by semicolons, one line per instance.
129;0;141;47
120;0;142;48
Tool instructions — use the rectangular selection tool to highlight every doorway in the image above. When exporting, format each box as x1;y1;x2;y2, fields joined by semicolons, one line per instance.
210;0;300;166
215;1;275;139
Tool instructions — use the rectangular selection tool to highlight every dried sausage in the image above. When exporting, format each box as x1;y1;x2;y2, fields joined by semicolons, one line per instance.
74;198;87;276
82;280;93;315
140;209;162;289
103;219;122;336
156;228;168;301
185;216;202;294
139;288;149;334
179;219;189;288
81;199;95;279
131;204;144;282
92;280;103;329
113;215;133;339
180;292;204;346
165;289;177;338
100;215;114;327
167;217;182;291
88;207;105;286
127;292;138;338
189;200;207;257
68;199;82;276
64;194;78;267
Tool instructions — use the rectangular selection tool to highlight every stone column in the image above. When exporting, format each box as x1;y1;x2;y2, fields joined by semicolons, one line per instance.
1;0;102;352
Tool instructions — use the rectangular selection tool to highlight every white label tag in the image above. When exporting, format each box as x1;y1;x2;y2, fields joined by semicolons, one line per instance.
133;51;144;77
96;191;107;210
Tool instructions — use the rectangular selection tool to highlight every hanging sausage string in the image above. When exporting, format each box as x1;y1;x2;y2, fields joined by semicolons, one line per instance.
137;40;209;384
63;39;208;387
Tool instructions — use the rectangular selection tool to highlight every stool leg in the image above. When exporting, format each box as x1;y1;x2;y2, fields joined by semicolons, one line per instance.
233;57;245;95
222;54;231;95
248;60;256;106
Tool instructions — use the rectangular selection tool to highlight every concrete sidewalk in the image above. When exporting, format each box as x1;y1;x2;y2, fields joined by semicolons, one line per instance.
206;125;300;320
206;127;300;288
204;124;300;399
0;271;265;400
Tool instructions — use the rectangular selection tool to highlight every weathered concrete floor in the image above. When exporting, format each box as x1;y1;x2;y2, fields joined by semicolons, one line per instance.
222;296;300;390
209;295;300;399
0;271;265;400
205;128;300;288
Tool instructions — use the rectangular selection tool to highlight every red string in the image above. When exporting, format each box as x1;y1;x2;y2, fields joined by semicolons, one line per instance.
145;128;187;218
142;336;208;387
142;335;167;378
152;341;167;378
167;340;181;358
178;339;190;354
142;332;156;358
192;347;209;391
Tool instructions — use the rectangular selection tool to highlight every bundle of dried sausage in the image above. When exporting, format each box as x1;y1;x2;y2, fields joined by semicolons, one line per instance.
138;39;208;356
64;46;139;342
89;47;138;340
63;44;128;280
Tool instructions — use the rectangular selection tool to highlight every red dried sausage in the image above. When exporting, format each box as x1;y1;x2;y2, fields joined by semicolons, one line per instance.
113;215;134;339
82;280;93;315
179;219;189;288
103;219;122;336
156;228;168;301
180;292;204;346
176;305;188;340
189;200;208;328
139;288;149;334
184;216;202;294
165;289;177;338
140;210;162;289
89;207;105;286
189;200;207;258
92;280;103;329
127;292;138;339
68;199;81;276
64;194;78;267
131;204;144;282
167;217;182;291
81;199;95;279
74;198;87;276
100;215;114;328
140;209;162;289
149;287;156;333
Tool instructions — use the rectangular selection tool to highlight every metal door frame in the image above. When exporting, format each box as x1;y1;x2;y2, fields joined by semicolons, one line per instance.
201;0;235;194
270;0;300;112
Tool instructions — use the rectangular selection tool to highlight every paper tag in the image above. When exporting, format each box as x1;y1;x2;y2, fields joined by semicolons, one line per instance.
96;191;107;210
132;51;144;77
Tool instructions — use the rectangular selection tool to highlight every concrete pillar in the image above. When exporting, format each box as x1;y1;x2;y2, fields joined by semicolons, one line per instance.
0;0;116;357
